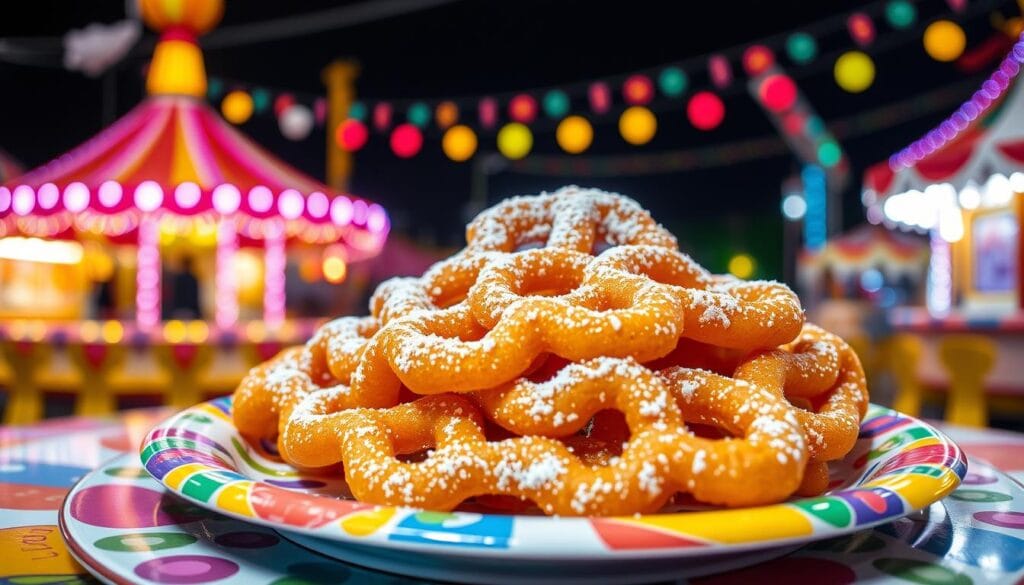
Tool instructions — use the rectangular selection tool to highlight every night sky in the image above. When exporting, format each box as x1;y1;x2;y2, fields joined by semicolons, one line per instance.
0;0;1014;278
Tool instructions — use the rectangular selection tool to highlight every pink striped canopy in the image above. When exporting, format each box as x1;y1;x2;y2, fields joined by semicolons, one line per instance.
0;96;387;255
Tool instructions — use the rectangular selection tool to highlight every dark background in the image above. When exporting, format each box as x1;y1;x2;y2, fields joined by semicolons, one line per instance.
0;0;1015;276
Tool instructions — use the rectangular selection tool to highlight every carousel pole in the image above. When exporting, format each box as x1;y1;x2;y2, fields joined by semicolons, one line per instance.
136;212;161;329
263;219;286;329
214;216;238;328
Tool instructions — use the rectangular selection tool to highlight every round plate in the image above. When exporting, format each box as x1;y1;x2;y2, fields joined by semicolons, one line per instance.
62;458;1024;585
138;399;967;584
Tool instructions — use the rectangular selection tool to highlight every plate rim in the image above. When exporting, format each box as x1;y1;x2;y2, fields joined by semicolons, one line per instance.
139;399;968;560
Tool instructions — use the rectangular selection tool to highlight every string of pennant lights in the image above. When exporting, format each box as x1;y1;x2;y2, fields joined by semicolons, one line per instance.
206;0;996;162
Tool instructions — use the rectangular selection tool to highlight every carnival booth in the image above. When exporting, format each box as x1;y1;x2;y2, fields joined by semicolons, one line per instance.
798;223;927;342
863;41;1024;422
0;0;388;423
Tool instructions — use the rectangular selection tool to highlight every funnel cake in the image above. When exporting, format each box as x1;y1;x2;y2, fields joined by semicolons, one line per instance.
233;186;868;516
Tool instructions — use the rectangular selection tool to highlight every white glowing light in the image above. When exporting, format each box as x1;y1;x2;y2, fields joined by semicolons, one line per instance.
174;182;202;209
781;194;807;220
134;181;164;212
331;196;353;226
366;204;389;233
938;204;964;243
307;191;329;218
0;236;83;264
64;182;90;212
983;173;1012;207
247;185;273;213
37;183;59;210
277;189;304;219
0;187;10;213
212;184;241;214
11;185;35;216
958;184;981;210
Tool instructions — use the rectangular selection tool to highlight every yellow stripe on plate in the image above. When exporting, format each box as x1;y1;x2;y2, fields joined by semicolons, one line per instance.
163;463;211;490
627;504;813;544
216;481;256;517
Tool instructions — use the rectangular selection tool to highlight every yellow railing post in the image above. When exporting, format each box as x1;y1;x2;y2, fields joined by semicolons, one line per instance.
322;59;360;191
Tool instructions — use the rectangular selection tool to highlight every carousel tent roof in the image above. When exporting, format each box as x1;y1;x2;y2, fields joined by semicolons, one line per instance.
0;95;387;255
799;224;928;279
864;53;1024;200
0;0;387;257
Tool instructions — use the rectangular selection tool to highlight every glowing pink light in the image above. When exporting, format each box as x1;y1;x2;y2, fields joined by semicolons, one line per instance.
174;182;202;209
0;187;10;213
278;189;304;219
366;204;388;233
331;196;353;226
136;216;161;329
11;185;35;216
212;184;241;214
134;181;164;212
215;217;239;329
890;36;1024;171
64;182;90;212
248;186;273;213
352;199;369;225
307;191;329;218
263;220;286;328
37;183;59;210
98;180;123;208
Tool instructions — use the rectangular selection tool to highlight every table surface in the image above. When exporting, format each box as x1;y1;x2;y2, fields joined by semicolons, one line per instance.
2;409;1023;584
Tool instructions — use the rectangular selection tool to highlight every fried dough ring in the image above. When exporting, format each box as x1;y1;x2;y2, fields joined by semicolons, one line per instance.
733;323;868;461
279;359;806;514
465;187;677;254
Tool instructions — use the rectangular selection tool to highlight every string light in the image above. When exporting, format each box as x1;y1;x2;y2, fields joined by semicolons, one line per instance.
687;92;725;130
435;101;459;128
390;123;423;158
834;51;875;93
786;32;817;64
657;67;687;97
742;45;775;76
442;125;478;162
336;119;369;152
618;107;657;145
407;102;431;127
497;123;533;159
509;94;538;124
542;90;570;118
923;20;966;62
221;90;253;124
759;74;797;112
556;115;594;154
623;74;654;105
891;35;1024;170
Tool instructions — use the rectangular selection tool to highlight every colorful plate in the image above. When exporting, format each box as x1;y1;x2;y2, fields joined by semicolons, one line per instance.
62;456;1024;585
138;399;968;584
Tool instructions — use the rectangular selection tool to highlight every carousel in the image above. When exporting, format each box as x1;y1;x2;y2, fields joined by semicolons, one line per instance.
0;0;388;423
863;35;1024;410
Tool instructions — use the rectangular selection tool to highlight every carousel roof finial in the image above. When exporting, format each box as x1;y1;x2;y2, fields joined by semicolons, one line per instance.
140;0;224;98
